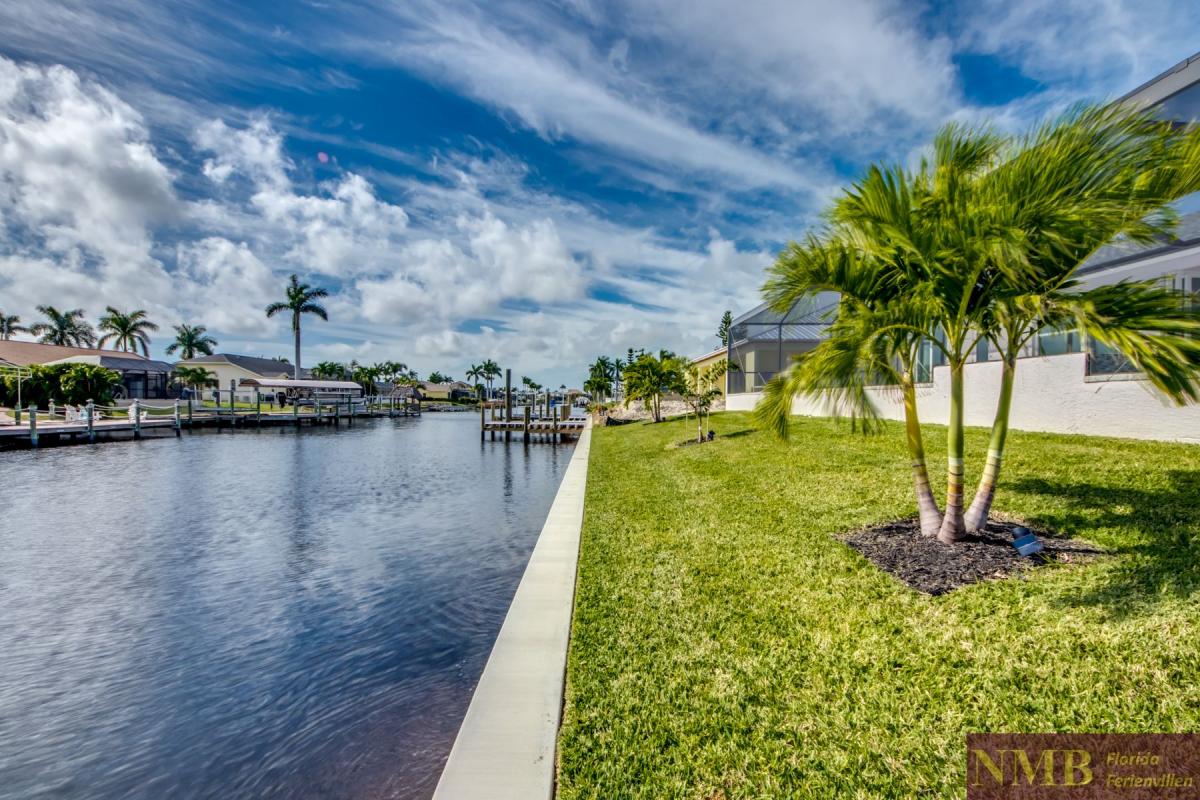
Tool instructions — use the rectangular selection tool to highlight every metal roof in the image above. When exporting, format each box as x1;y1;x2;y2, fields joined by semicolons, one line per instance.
239;378;362;390
180;353;310;378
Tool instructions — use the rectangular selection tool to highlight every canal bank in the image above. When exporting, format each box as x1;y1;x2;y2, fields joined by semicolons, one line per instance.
434;421;592;800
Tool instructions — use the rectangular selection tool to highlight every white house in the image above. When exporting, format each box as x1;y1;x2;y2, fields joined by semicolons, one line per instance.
174;354;309;403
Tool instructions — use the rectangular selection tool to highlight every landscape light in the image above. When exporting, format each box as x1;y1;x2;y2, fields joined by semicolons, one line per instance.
1011;526;1043;557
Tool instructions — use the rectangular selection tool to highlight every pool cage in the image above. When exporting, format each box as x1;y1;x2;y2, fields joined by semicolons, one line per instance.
726;292;840;394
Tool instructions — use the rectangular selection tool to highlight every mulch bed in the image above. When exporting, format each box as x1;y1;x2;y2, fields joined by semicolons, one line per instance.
842;518;1105;595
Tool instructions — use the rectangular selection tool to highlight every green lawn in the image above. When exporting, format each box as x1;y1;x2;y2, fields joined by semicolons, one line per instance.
558;412;1200;799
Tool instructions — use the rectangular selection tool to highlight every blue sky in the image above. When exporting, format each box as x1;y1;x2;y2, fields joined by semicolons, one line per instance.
1;0;1198;386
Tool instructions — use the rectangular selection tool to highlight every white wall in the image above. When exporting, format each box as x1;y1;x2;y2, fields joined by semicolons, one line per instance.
726;352;1200;444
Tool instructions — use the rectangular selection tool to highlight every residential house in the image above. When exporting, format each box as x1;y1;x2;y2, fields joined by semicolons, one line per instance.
0;340;175;399
174;354;309;403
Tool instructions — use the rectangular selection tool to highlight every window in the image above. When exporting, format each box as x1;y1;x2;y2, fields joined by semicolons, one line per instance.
1037;327;1079;357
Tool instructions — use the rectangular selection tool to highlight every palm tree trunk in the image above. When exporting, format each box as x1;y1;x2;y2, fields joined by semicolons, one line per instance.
902;374;942;537
937;361;966;543
963;357;1015;533
293;316;301;380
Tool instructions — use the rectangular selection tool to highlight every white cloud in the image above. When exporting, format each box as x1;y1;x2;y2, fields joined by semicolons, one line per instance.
0;56;177;268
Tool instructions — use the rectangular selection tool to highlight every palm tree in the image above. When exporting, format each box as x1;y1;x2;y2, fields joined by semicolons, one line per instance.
173;366;218;402
589;356;617;401
760;105;1200;543
960;105;1200;531
265;274;329;379
29;306;95;347
465;364;486;398
0;312;27;340
623;352;685;423
481;358;501;398
166;324;218;359
311;361;347;380
98;307;158;356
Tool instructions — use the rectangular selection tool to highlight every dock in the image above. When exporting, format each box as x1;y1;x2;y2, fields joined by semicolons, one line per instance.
0;396;420;449
480;369;586;443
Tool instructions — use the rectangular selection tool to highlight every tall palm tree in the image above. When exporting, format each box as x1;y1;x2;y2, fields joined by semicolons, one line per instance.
0;311;27;340
466;363;486;397
98;307;158;356
29;306;96;347
481;358;501;398
166;324;218;359
265;274;329;379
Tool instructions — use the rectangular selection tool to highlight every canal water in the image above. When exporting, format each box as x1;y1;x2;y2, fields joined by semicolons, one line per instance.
0;414;572;799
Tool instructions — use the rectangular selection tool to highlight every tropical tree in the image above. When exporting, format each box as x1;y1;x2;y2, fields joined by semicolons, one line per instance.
717;310;733;347
480;359;502;397
759;104;1200;543
173;366;218;402
428;371;452;384
265;274;329;379
465;363;485;397
0;311;27;340
960;106;1200;532
353;364;381;395
98;307;158;356
583;375;609;402
311;361;347;380
588;356;617;400
165;324;218;359
29;306;96;347
682;359;729;442
622;352;685;423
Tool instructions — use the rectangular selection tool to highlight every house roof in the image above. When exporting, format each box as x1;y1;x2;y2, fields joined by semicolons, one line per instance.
420;381;472;392
179;353;310;378
44;354;174;373
691;347;727;364
0;340;146;367
239;378;361;390
1079;210;1200;275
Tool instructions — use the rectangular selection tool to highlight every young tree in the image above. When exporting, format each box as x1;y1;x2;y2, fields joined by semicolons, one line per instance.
165;324;218;359
172;366;218;402
98;307;158;356
682;359;728;442
265;274;329;379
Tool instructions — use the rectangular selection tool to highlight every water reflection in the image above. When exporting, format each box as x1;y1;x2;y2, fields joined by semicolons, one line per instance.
0;415;570;799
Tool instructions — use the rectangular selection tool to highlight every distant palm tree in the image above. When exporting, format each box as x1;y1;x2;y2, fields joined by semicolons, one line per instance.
465;363;485;397
98;307;158;356
311;361;347;380
173;365;217;402
29;306;95;347
265;274;329;379
480;358;501;398
166;324;218;359
0;311;27;340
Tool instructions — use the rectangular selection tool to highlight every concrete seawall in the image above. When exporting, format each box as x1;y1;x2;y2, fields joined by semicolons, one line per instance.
433;422;592;799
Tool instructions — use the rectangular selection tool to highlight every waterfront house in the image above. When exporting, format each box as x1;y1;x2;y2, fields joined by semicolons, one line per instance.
174;354;309;403
725;53;1200;442
419;381;474;401
0;340;175;400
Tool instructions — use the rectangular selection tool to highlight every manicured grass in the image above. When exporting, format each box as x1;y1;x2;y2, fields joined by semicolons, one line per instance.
558;412;1200;799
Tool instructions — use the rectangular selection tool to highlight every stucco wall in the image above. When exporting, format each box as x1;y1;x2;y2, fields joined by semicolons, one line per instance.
726;352;1200;444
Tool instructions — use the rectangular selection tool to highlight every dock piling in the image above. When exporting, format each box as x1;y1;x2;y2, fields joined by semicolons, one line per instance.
174;401;181;436
28;404;37;448
132;399;141;439
87;400;95;442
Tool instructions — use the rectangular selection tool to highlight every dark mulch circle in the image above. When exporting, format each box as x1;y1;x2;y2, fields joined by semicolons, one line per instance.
842;518;1106;596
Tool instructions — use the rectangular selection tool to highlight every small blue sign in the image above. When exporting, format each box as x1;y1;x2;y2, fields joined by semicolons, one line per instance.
1011;526;1043;557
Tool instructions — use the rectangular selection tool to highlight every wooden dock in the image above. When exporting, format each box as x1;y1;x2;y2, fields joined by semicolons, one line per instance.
0;397;420;449
479;368;586;443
